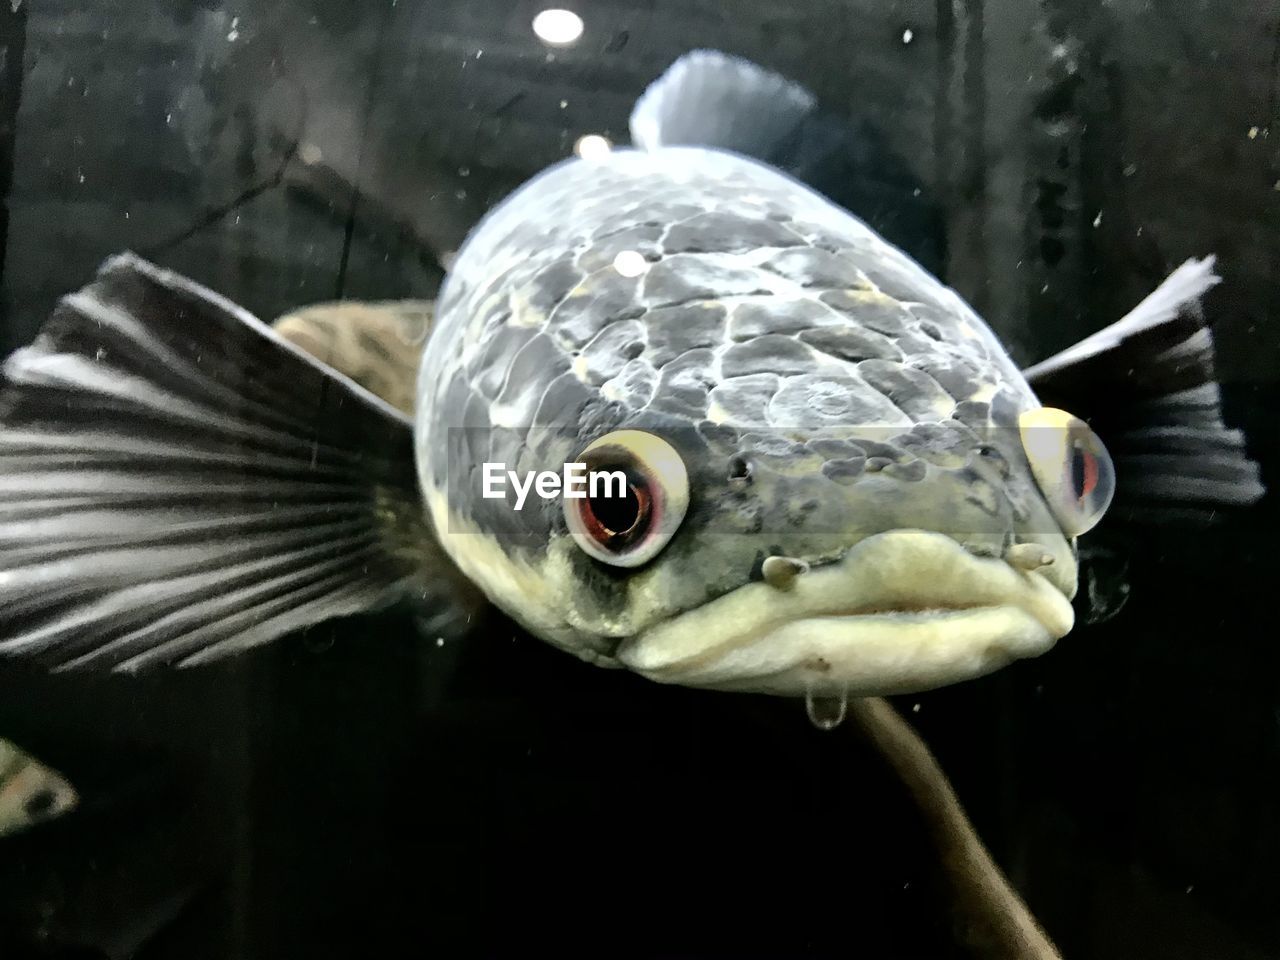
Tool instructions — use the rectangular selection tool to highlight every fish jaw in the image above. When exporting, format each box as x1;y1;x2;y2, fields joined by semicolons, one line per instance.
614;529;1075;698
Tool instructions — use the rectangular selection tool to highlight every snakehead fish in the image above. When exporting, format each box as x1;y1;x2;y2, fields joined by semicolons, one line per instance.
0;51;1263;702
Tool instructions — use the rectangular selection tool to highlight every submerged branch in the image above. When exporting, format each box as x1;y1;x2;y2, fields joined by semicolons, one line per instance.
847;696;1063;960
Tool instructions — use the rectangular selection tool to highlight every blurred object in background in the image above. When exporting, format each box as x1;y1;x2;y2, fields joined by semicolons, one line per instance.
272;300;435;416
0;738;78;839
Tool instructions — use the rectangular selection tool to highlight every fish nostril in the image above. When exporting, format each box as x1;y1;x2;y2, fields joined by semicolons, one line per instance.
727;454;752;487
761;555;809;589
1006;543;1055;570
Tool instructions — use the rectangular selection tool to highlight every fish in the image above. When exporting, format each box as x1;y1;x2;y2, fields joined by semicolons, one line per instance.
0;50;1264;702
0;737;78;837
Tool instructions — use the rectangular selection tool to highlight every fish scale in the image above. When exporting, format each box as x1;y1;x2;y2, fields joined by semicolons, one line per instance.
419;147;1036;547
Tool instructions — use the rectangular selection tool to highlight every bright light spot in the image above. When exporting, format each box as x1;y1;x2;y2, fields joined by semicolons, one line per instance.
575;134;612;161
612;250;647;278
902;28;914;43
532;9;583;46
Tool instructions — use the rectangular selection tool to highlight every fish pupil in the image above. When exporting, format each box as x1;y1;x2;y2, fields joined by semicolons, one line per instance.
584;476;649;547
1071;443;1097;500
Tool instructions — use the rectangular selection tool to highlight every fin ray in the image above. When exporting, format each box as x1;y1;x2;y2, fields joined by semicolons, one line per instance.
0;253;430;672
629;49;816;157
1024;256;1265;524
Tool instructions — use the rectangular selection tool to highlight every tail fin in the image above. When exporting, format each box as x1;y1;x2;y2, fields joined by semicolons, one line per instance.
629;49;816;158
0;253;439;673
1023;256;1265;525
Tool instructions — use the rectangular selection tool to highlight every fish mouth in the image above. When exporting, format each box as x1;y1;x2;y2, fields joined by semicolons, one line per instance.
615;529;1076;698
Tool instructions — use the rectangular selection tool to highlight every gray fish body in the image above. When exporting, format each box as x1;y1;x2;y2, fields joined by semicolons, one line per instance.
417;147;1075;678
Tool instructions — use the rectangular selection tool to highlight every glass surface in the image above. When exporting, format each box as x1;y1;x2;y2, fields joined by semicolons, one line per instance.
0;2;1275;958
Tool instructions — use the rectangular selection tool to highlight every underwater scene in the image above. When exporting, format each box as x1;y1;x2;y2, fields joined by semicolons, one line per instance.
0;2;1277;958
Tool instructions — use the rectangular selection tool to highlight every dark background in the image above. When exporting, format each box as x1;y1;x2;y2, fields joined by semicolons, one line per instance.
0;1;1277;958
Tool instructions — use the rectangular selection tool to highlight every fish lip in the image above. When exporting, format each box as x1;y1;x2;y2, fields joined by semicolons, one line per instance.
614;528;1076;698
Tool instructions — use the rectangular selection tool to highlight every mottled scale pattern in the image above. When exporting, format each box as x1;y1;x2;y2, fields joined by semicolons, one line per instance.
419;147;1043;541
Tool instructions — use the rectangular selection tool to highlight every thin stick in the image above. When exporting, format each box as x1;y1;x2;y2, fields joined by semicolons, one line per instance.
847;696;1063;960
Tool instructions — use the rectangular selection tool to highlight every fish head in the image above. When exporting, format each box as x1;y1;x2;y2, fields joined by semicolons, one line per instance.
430;384;1113;700
417;147;1117;700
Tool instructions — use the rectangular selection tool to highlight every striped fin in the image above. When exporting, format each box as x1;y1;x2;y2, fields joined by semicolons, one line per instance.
0;253;429;673
1024;257;1265;524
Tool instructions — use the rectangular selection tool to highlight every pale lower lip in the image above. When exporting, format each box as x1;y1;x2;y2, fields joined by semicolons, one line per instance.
619;604;1058;698
613;528;1076;699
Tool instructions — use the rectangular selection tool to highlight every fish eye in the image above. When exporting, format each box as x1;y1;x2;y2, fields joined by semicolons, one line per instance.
564;429;689;568
1018;407;1116;537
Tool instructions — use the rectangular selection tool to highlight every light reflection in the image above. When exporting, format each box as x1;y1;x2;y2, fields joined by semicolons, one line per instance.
574;134;612;161
612;250;647;277
532;9;584;46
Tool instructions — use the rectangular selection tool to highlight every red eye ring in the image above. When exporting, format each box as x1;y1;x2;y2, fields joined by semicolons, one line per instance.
563;430;690;569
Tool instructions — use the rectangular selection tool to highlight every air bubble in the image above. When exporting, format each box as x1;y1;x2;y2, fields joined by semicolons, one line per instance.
805;687;848;731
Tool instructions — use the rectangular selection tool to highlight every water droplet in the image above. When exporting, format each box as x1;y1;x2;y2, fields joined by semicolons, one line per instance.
805;687;848;731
